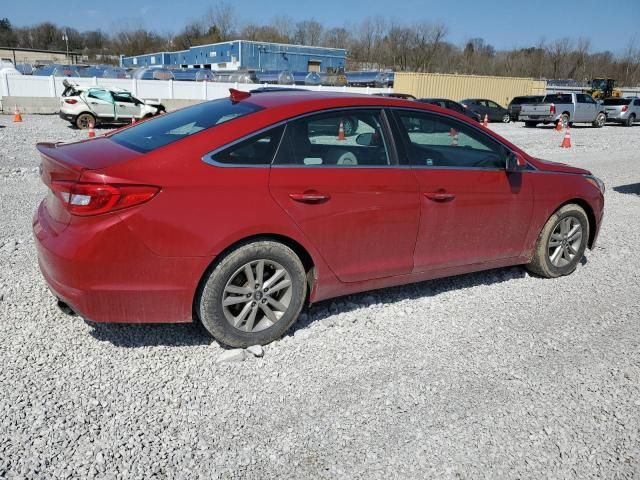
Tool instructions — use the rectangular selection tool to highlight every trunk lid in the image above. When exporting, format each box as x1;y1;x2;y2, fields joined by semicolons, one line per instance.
521;104;552;115
36;139;141;232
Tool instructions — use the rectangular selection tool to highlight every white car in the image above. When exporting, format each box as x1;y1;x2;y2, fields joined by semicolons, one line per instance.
59;80;165;129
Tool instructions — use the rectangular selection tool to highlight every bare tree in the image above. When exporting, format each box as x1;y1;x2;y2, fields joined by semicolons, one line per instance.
203;2;237;41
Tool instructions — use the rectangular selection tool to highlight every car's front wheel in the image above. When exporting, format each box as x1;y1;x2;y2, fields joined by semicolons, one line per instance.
625;114;635;127
502;113;511;123
75;112;96;130
527;204;589;278
197;241;307;347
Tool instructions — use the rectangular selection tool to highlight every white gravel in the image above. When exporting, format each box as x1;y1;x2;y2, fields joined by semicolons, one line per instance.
1;115;639;479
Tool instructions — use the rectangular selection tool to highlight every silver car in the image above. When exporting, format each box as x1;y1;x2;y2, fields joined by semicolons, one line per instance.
603;97;640;127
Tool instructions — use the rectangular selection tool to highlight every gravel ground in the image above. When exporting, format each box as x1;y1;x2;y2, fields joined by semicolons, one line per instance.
1;115;639;479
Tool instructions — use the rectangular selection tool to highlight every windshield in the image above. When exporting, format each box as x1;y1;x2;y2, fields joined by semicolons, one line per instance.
602;98;631;106
110;98;263;153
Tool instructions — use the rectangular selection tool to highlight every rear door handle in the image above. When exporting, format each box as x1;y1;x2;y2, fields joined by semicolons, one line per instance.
424;191;455;201
289;192;331;204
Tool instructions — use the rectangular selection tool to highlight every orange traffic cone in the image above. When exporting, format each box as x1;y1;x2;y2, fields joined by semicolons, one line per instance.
560;126;572;148
483;114;488;128
449;128;458;146
88;121;96;138
13;106;22;123
337;120;346;141
554;119;563;132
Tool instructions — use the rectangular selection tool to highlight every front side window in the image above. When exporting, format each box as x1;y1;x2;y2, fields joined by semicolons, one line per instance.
394;110;506;169
207;126;284;166
487;101;500;109
274;110;391;167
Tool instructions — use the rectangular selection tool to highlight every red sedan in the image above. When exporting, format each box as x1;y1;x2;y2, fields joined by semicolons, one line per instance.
33;89;605;347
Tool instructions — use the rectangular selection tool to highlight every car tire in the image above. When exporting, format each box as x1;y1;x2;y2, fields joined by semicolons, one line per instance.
526;204;589;278
197;240;307;347
502;113;511;123
558;113;570;129
524;121;538;128
75;112;96;130
592;112;606;128
625;114;635;127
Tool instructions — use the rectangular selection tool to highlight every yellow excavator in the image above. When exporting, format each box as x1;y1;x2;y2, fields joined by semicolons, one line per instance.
585;78;622;99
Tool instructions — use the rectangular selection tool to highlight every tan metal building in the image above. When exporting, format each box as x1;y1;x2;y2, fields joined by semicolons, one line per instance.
0;47;83;65
395;72;546;106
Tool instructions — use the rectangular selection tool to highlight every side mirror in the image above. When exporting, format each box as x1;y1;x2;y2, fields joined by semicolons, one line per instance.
506;151;526;172
355;132;373;146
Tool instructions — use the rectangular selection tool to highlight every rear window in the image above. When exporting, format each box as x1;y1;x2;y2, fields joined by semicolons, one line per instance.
511;96;543;105
543;94;573;104
602;98;631;106
110;98;263;153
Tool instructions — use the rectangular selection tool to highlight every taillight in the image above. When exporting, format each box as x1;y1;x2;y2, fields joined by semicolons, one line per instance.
550;104;556;114
50;181;159;216
622;105;628;112
64;99;78;104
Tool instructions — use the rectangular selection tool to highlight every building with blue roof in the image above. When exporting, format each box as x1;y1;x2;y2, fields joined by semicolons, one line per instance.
120;40;346;73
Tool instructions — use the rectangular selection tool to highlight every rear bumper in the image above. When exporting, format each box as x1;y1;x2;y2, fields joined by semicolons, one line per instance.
58;111;76;123
519;114;558;122
33;201;210;324
605;112;630;121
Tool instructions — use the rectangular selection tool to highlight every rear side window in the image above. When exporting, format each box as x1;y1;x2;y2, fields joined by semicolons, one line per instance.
603;98;631;106
207;126;285;166
275;110;391;167
110;98;263;153
544;94;573;104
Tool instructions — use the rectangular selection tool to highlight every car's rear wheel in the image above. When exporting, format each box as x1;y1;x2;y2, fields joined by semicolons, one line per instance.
625;114;635;127
502;113;511;123
558;113;570;129
342;117;358;136
592;112;606;128
197;241;307;347
527;204;589;278
75;112;95;130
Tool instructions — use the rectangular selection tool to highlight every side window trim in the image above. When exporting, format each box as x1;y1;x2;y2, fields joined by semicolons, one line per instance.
388;107;508;170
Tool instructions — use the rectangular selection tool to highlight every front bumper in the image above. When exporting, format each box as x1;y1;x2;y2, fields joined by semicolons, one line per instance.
33;201;210;324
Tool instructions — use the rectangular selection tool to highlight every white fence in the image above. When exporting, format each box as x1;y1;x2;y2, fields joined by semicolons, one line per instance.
0;74;392;100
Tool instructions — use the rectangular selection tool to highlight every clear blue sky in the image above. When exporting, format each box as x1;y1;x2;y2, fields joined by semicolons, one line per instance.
3;0;639;53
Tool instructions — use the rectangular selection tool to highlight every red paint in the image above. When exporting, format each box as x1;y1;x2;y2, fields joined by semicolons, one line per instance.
33;91;605;324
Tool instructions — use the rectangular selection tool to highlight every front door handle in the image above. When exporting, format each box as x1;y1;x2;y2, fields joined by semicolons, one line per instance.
424;191;455;202
289;192;331;204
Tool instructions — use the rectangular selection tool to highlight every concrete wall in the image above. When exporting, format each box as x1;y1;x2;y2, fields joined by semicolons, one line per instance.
395;72;547;106
0;48;76;65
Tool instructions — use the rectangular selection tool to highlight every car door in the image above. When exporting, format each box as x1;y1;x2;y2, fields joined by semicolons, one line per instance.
574;94;587;122
84;89;115;120
269;109;421;283
391;108;534;271
113;92;143;120
582;94;599;121
485;100;502;121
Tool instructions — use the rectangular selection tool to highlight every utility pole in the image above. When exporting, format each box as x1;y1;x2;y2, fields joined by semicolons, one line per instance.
62;30;69;63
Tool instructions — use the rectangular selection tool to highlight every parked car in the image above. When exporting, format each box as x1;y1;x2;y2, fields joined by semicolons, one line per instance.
459;98;511;123
59;81;165;129
417;98;481;122
519;93;607;128
34;89;604;347
602;97;640;127
508;95;544;121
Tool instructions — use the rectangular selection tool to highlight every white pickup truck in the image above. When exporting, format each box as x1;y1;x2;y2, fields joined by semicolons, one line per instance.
519;93;607;128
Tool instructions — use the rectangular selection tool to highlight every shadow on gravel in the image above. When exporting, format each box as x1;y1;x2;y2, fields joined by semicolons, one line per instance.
613;183;640;196
289;266;530;336
88;322;212;348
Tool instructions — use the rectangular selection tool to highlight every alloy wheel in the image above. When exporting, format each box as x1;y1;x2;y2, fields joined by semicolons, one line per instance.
548;216;583;268
221;259;293;333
